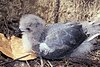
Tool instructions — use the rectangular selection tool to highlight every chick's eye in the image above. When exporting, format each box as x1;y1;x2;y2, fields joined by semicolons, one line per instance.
26;28;30;31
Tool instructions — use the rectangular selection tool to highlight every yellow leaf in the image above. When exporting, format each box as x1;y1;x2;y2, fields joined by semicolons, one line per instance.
0;33;37;60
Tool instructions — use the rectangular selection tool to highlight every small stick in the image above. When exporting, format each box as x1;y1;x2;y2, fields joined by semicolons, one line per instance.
26;60;31;67
40;56;44;67
47;60;53;67
87;33;100;41
0;54;30;66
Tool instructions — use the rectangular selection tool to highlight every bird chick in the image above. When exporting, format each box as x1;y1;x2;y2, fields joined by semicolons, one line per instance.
19;14;45;52
19;14;99;60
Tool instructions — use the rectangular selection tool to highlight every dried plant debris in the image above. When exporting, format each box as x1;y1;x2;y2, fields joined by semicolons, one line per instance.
0;0;100;67
0;33;37;60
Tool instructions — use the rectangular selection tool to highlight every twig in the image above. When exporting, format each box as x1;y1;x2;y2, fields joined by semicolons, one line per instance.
0;54;30;66
68;57;100;65
40;56;44;67
87;33;100;41
47;60;53;67
54;0;60;23
26;60;31;67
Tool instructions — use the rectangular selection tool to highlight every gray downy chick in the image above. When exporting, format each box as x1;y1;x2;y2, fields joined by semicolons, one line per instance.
39;22;87;59
19;14;45;52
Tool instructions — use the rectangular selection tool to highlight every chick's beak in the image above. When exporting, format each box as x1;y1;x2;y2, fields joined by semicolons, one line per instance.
15;28;23;34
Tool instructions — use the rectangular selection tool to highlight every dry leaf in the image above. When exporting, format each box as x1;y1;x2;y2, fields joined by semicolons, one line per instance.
0;33;37;60
0;33;13;58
